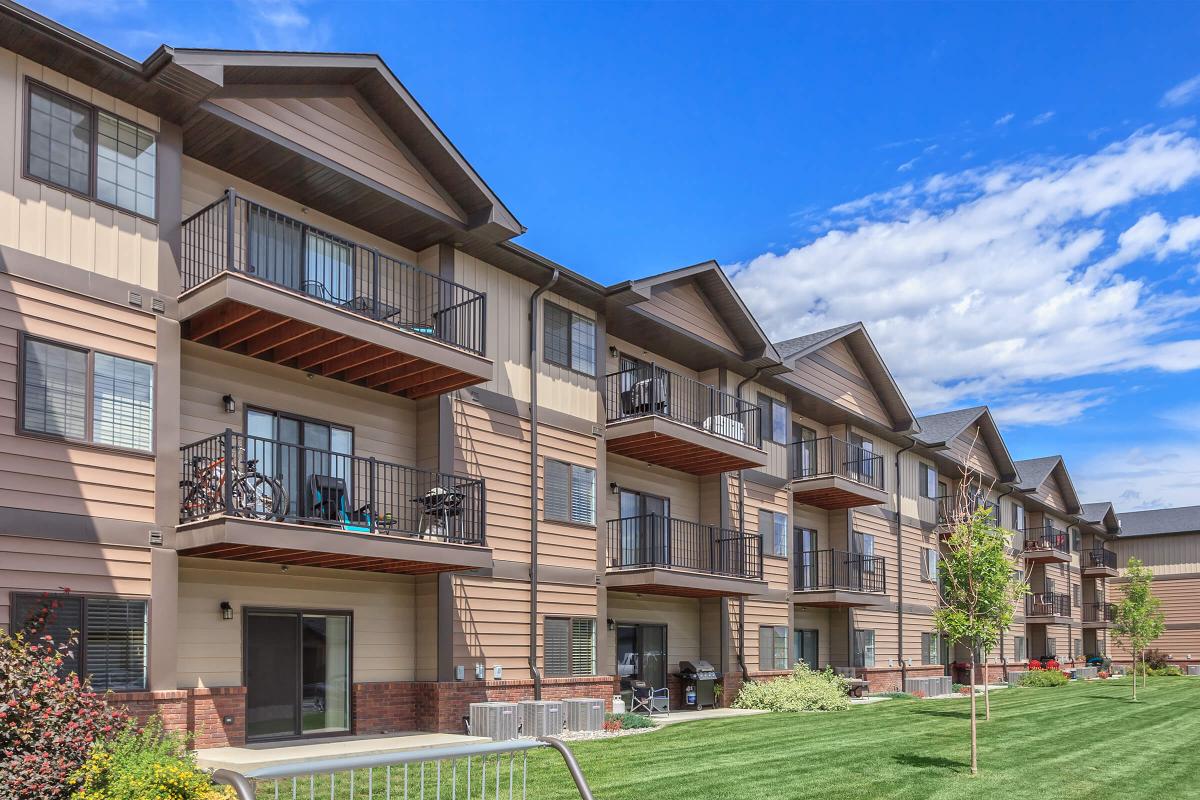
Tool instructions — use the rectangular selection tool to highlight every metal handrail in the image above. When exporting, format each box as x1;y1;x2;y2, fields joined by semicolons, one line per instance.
605;514;763;578
211;737;594;800
1086;547;1117;569
789;436;885;489
935;493;999;526
1020;525;1069;553
603;364;761;447
1083;602;1116;623
1026;591;1071;617
793;548;887;593
180;429;486;545
181;188;486;355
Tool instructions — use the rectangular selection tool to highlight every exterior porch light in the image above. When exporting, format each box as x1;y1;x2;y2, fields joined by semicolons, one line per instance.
222;394;236;414
219;601;233;620
609;482;620;495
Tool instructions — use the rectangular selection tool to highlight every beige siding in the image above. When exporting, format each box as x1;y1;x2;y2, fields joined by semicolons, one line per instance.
414;574;438;681
734;474;790;591
948;424;998;481
636;282;739;354
176;558;416;687
793;606;832;667
607;593;702;673
1114;533;1200;576
791;340;890;427
1109;575;1200;660
209;94;461;222
0;51;160;290
180;343;417;467
0;536;152;628
0;277;157;522
605;454;700;525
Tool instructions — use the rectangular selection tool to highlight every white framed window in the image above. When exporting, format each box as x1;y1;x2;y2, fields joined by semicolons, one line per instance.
921;548;939;583
544;459;595;525
543;302;595;375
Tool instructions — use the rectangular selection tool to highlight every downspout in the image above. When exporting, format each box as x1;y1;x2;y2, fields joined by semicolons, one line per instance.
734;367;766;678
1067;522;1079;664
895;436;916;686
528;268;560;699
995;484;1016;677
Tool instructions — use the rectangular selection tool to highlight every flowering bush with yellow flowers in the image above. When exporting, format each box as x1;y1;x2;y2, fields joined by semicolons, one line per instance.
72;718;235;800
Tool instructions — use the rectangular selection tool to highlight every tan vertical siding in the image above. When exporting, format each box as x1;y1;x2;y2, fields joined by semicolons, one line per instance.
636;282;740;353
605;454;700;524
947;424;999;480
790;340;890;426
0;51;160;289
607;593;702;673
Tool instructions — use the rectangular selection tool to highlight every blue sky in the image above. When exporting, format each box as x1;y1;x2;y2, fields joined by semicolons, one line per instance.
30;0;1200;510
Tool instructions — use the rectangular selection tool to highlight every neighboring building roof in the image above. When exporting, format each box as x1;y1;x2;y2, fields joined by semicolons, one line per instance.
1116;505;1200;538
1080;501;1120;536
771;322;919;434
913;406;1020;484
1013;455;1082;515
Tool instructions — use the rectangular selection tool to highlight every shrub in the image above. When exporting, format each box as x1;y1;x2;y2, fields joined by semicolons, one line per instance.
732;664;851;712
1028;659;1043;670
72;717;235;800
1019;669;1069;688
1;593;128;800
876;691;914;700
603;712;655;730
1135;662;1184;677
1144;649;1172;670
1098;671;1110;679
1045;659;1061;671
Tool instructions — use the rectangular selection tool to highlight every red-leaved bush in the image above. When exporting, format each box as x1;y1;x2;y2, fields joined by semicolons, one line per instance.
1045;659;1061;671
1028;659;1043;670
0;593;128;800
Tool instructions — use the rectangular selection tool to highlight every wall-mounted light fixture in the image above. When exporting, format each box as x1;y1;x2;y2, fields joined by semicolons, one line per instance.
609;482;620;495
607;618;615;631
608;346;619;358
219;601;233;621
222;394;236;414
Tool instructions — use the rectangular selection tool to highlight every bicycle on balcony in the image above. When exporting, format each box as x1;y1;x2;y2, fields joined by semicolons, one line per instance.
180;446;288;521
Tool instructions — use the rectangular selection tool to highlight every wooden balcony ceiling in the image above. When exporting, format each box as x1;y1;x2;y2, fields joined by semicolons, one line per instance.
792;590;888;608
180;541;464;574
182;298;483;400
792;476;889;510
605;416;767;475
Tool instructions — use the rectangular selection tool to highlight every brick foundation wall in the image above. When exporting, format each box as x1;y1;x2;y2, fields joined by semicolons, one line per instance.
108;687;246;749
354;681;418;735
411;676;616;734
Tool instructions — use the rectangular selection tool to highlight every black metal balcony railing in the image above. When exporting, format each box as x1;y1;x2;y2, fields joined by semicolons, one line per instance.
180;430;485;545
935;494;1000;526
605;515;762;579
603;364;761;448
181;189;486;355
1026;592;1071;617
793;548;887;594
1083;602;1116;623
1020;525;1069;553
790;437;884;489
1086;547;1118;570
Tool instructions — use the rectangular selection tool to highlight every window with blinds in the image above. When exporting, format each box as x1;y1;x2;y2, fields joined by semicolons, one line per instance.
543;302;595;375
1014;635;1027;662
758;510;788;557
921;632;940;665
11;593;147;691
92;353;154;451
22;339;88;440
544;616;595;677
759;625;788;670
544;458;595;525
921;548;939;582
852;629;876;668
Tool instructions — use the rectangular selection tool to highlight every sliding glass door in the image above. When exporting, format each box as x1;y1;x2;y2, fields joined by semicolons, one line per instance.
615;623;668;693
246;409;353;520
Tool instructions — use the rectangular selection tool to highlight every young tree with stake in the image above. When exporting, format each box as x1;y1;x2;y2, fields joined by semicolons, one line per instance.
1112;557;1166;700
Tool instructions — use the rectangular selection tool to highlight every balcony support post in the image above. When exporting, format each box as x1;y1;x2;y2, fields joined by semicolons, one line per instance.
222;428;234;515
225;188;237;273
368;456;378;534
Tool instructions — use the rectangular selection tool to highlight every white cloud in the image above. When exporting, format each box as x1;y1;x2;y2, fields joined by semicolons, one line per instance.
897;158;917;173
1076;440;1200;510
994;113;1015;126
991;390;1106;427
1031;111;1056;125
729;128;1200;414
1162;74;1200;108
238;0;331;50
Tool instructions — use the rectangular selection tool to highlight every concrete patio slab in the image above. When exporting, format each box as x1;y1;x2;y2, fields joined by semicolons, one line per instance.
196;732;490;773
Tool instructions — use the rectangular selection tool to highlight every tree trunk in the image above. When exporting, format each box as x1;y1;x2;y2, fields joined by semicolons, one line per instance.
1132;651;1137;701
969;652;978;775
983;657;991;721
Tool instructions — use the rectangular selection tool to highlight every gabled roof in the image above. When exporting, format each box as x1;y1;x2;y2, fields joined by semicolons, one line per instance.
1080;501;1120;536
1014;455;1082;515
604;261;785;373
1116;505;1200;538
772;323;918;433
913;406;1019;483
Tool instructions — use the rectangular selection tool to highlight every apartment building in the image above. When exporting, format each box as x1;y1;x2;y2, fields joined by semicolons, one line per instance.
0;2;1188;752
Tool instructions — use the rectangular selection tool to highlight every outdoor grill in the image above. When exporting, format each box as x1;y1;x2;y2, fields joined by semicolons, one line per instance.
678;660;722;710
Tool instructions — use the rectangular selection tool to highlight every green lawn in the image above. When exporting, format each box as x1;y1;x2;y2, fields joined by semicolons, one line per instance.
521;677;1200;800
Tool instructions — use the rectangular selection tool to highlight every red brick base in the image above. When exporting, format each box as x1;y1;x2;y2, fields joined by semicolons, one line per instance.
109;687;246;749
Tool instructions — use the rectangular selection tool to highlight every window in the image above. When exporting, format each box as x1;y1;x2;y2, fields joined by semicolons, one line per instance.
1014;635;1027;662
544;616;595;677
543;302;595;375
921;632;940;665
757;394;787;444
759;625;788;670
852;629;875;668
919;463;938;499
544;459;595;525
1045;637;1057;659
1012;503;1026;531
849;433;875;480
12;593;147;691
21;337;154;452
1072;584;1081;608
1074;638;1083;660
921;548;939;583
759;510;788;557
26;82;156;217
1071;530;1082;552
794;628;818;669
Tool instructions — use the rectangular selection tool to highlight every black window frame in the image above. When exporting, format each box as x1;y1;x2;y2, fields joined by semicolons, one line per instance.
852;628;876;668
759;509;788;558
18;333;156;455
919;463;938;499
543;457;596;526
759;624;788;671
543;615;596;677
921;631;940;665
757;393;787;444
23;78;159;223
10;591;149;692
542;301;596;377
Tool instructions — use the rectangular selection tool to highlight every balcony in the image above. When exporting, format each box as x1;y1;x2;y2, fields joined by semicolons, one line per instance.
180;190;492;399
790;437;888;510
936;495;1000;536
793;549;888;607
1019;526;1071;563
175;430;491;574
1083;602;1116;628
1082;547;1119;578
604;515;765;597
603;365;766;475
1025;592;1072;624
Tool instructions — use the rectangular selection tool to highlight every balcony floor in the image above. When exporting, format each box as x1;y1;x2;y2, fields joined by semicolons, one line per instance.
180;273;491;399
791;475;888;510
1082;565;1119;578
177;517;492;575
1082;620;1111;629
605;567;767;598
605;415;767;475
792;589;888;608
1020;548;1072;564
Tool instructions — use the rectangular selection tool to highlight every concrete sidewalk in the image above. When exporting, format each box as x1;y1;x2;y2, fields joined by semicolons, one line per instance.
196;732;489;773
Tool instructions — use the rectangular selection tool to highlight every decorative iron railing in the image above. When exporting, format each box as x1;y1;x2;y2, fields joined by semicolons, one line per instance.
1026;592;1071;617
605;515;762;579
603;364;760;448
790;437;884;489
793;548;887;593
